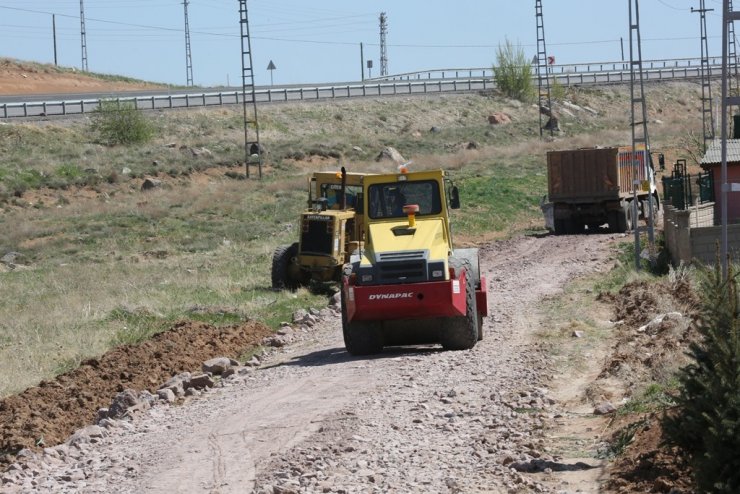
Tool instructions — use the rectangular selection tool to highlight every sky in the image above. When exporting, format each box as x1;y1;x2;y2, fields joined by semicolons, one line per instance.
0;0;732;88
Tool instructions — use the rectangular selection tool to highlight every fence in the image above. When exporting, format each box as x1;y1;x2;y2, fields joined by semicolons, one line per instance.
663;202;740;265
0;59;720;119
371;56;723;81
662;170;714;210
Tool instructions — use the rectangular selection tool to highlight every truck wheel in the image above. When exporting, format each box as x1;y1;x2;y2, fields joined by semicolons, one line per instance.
554;219;567;235
341;286;383;356
271;242;300;291
440;265;478;351
618;203;633;232
608;210;621;233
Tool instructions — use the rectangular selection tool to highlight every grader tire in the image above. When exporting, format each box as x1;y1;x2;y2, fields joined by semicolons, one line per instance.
271;242;300;291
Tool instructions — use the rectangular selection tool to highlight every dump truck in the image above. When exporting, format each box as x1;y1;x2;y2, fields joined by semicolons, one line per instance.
544;146;658;234
271;168;371;290
340;168;488;355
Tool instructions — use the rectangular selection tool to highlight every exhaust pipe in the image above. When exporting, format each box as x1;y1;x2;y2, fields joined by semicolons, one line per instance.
341;166;347;210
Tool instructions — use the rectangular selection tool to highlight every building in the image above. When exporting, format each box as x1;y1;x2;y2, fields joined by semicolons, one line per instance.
700;139;740;225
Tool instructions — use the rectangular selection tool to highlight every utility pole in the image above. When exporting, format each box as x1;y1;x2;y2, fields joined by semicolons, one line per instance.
360;42;365;81
52;15;58;66
238;0;263;179
729;0;738;127
535;0;553;137
693;0;715;152
721;0;740;278
379;12;388;77
80;0;88;71
183;0;194;87
628;0;656;270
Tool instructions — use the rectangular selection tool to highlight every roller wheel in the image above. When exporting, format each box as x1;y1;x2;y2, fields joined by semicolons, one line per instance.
440;263;478;351
341;283;383;356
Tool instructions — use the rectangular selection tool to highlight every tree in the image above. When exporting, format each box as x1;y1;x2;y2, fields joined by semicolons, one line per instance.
663;260;740;492
493;39;534;102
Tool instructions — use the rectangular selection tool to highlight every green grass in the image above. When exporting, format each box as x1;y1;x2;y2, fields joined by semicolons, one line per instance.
451;159;547;237
599;419;650;459
0;83;705;398
592;234;670;294
618;381;677;415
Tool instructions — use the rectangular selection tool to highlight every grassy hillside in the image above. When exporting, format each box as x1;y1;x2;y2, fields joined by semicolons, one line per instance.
0;81;705;396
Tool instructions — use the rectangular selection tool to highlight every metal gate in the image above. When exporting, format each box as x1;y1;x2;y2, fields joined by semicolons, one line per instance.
662;160;714;209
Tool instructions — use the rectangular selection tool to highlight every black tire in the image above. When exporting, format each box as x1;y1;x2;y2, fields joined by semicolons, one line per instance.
341;284;383;356
608;210;621;233
570;217;584;235
440;263;478;351
622;202;633;232
271;242;300;291
556;218;580;235
612;203;632;234
554;218;568;235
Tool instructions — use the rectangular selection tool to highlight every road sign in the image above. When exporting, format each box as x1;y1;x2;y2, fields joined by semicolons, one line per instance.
267;60;276;86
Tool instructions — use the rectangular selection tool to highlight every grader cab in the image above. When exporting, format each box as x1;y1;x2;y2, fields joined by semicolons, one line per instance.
271;168;371;290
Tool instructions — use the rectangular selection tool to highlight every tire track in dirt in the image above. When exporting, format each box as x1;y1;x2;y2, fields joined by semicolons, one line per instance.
2;233;620;493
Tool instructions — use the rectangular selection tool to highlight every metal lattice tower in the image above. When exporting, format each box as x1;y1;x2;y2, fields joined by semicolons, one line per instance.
693;0;715;151
535;0;553;137
720;0;740;278
238;0;262;179
729;0;738;118
379;12;388;77
80;0;88;71
628;0;655;269
183;0;194;87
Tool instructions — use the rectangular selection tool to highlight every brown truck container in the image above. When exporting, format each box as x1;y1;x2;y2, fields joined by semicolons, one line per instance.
545;146;655;234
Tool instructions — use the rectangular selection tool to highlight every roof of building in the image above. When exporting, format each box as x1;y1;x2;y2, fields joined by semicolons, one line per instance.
701;139;740;166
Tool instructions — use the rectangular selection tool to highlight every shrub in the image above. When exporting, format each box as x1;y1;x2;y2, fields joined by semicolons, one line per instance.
493;39;534;102
550;77;566;102
90;100;154;145
663;261;740;492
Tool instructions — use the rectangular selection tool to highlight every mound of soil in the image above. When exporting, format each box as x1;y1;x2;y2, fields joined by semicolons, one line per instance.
610;279;696;329
0;58;160;95
598;278;700;492
607;413;693;493
0;320;271;465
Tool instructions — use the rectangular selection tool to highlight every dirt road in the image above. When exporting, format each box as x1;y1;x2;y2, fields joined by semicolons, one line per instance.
4;233;619;493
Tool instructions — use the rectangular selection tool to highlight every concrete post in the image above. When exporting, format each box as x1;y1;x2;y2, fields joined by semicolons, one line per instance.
675;210;692;264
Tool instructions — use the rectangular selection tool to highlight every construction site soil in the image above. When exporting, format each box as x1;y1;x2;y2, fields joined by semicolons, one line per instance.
600;279;701;493
0;321;271;465
0;62;708;491
0;59;159;95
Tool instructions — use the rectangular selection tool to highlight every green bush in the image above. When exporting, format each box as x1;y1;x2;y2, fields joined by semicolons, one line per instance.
90;100;154;145
493;39;534;102
663;261;740;492
550;77;566;102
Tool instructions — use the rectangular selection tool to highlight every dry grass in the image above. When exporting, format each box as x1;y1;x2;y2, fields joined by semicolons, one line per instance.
0;81;707;397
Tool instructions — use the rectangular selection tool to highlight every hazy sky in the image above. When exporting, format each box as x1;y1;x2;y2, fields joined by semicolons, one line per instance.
0;0;731;87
